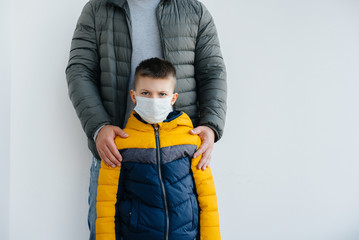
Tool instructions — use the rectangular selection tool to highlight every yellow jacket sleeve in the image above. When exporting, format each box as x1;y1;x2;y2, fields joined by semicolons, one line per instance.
191;154;221;239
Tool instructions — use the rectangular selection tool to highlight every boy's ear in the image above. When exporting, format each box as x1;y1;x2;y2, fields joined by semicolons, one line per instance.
130;89;136;105
171;93;178;106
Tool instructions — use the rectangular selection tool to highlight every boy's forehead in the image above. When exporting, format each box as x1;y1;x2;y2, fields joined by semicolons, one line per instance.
138;75;175;82
136;76;176;89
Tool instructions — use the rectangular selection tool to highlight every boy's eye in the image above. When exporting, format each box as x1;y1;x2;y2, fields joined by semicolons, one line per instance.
160;93;167;96
141;92;149;95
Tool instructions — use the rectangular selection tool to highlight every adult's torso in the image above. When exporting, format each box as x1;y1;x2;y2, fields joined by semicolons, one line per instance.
92;0;201;128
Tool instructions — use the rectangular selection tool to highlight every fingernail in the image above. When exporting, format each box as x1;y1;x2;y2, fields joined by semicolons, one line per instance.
117;163;121;167
112;164;116;168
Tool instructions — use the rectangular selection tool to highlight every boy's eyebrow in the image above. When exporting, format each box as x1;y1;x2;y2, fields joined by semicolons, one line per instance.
139;88;172;92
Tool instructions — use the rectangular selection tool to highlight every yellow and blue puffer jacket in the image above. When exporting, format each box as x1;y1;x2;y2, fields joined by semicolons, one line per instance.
95;110;220;240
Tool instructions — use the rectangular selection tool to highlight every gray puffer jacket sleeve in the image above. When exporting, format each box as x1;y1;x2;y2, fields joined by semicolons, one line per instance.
195;2;227;142
65;1;112;140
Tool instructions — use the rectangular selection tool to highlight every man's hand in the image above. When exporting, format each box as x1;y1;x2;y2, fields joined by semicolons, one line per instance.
190;126;215;171
95;125;129;168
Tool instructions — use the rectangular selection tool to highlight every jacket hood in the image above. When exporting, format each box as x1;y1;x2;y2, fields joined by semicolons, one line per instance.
125;110;194;132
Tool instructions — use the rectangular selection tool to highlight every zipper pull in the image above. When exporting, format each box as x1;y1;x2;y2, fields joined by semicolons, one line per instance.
153;125;159;137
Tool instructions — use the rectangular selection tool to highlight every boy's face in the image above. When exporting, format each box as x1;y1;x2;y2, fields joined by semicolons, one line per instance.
130;76;178;105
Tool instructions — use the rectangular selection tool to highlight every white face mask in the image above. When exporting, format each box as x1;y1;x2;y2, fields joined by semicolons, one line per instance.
134;95;173;124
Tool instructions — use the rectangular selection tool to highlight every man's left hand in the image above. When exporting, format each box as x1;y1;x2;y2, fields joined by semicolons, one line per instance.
190;126;215;171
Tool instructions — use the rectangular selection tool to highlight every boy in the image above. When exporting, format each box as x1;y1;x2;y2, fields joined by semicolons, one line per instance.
94;58;220;240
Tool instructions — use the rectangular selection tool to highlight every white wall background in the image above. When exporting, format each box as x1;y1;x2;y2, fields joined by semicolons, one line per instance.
2;0;359;239
0;1;11;240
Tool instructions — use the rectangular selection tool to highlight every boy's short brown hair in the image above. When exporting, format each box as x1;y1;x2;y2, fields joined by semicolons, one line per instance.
134;57;176;90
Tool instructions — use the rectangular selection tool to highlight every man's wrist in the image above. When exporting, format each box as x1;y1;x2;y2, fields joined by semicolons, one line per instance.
200;124;218;142
93;124;107;141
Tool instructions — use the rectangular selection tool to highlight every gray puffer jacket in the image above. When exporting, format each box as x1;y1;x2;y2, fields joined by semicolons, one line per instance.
65;0;227;160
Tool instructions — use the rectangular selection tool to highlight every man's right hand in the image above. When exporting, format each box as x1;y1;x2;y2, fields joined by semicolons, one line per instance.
95;125;129;168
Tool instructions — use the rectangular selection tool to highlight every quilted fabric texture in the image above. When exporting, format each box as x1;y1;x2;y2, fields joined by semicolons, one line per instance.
65;0;227;162
94;111;220;240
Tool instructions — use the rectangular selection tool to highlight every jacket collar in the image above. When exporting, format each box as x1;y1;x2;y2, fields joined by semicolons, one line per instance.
125;110;193;132
107;0;170;8
106;0;127;8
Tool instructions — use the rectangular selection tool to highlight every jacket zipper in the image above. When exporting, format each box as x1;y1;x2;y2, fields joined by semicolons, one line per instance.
156;1;166;60
153;125;169;240
114;4;132;128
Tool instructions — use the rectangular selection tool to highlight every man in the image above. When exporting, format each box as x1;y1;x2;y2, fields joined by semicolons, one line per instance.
65;0;226;239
